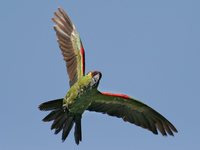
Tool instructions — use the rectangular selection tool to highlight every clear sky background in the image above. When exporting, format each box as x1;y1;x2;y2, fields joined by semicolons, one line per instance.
1;0;199;149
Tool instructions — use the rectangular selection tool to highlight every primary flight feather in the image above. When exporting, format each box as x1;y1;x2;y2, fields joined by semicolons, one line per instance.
39;8;178;145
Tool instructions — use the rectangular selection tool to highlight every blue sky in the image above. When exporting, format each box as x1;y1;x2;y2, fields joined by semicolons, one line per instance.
1;0;200;149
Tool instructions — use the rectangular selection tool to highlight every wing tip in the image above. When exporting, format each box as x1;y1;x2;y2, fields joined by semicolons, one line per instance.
58;7;64;13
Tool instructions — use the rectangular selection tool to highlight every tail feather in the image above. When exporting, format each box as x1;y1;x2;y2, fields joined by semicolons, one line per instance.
62;116;74;142
74;115;82;144
39;99;63;111
51;111;65;130
39;99;82;145
54;115;67;134
43;110;63;122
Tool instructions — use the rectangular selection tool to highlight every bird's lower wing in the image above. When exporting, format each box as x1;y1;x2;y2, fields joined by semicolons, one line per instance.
87;92;178;136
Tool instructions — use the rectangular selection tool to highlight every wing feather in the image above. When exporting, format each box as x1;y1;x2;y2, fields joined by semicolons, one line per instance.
53;8;85;86
87;92;178;136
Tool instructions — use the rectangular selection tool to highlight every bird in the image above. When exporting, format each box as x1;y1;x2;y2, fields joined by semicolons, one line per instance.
39;8;178;145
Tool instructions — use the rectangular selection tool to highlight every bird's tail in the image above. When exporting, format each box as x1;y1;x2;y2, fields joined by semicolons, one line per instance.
38;98;82;145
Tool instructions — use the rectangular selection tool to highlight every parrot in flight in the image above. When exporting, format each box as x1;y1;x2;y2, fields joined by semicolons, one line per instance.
39;8;178;145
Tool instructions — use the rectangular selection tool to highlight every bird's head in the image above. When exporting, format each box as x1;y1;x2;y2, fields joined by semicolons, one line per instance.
87;71;102;88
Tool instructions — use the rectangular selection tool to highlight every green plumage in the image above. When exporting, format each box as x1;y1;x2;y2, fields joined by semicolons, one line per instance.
39;72;100;144
63;73;98;113
38;8;177;145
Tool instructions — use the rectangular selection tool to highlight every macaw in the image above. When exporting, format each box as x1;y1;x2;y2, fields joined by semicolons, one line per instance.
39;8;177;145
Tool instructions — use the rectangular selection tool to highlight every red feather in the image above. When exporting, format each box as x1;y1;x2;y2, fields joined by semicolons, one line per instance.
101;92;130;99
80;43;85;75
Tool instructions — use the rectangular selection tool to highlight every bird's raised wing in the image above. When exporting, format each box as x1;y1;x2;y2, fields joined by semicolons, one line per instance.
87;92;178;136
52;8;85;86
